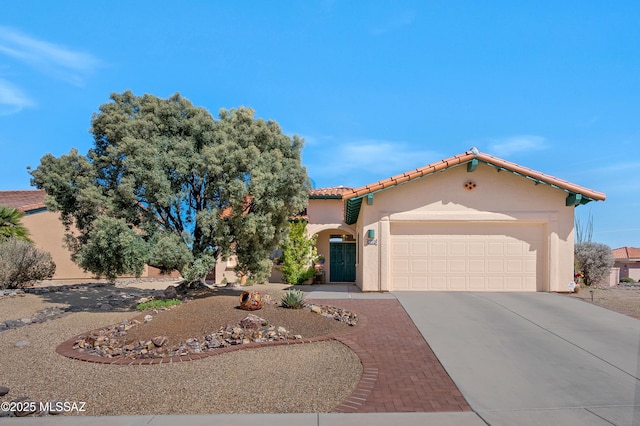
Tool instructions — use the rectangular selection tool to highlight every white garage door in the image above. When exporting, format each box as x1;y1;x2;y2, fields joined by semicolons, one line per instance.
390;222;543;291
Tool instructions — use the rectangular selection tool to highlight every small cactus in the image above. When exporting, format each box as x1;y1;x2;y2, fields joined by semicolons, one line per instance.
281;289;306;309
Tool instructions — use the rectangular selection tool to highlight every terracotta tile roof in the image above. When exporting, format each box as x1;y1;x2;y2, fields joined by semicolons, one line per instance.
613;247;640;260
340;149;606;201
0;190;47;212
309;186;354;198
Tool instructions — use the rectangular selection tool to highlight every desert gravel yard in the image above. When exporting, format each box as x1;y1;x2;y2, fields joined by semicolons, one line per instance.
1;280;638;417
0;283;362;415
565;283;640;319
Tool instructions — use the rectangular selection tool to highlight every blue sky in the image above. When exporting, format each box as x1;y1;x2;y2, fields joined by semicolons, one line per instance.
1;1;638;249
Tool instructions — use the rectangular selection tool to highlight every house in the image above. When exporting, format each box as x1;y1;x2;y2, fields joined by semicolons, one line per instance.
3;148;606;291
0;190;179;282
306;148;605;292
612;247;640;282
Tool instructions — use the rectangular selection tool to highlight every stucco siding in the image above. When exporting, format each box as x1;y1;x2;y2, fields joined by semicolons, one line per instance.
355;164;575;292
21;211;94;280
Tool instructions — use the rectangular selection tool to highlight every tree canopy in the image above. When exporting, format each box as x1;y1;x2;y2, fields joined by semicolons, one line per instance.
30;91;310;283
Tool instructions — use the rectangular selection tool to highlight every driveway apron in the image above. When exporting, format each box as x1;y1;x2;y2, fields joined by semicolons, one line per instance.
395;292;640;426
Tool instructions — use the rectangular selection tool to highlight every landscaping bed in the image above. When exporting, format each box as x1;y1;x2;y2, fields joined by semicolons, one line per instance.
0;282;363;416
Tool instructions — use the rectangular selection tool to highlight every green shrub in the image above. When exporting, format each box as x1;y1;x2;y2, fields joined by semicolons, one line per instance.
181;253;215;284
281;221;317;285
620;277;636;283
281;289;306;309
136;299;181;311
0;238;56;289
574;242;614;286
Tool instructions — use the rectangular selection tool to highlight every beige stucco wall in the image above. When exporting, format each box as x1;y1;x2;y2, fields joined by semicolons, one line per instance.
22;210;181;281
22;211;96;281
306;198;356;283
355;163;576;292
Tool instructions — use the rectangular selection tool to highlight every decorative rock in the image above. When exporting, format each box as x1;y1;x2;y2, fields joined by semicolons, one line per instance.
100;303;113;311
14;340;30;347
239;314;266;330
239;291;263;311
67;299;357;360
163;285;177;300
0;386;9;396
152;336;168;347
5;320;24;328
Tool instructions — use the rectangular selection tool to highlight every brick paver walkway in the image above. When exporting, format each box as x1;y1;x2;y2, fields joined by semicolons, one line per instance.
57;294;470;414
310;299;471;413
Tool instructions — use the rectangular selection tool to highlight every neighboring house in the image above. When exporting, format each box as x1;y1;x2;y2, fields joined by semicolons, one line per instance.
306;148;605;292
0;190;179;282
612;247;640;282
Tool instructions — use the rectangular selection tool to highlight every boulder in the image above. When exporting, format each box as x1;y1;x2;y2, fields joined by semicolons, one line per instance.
163;286;178;300
239;314;266;330
152;336;168;347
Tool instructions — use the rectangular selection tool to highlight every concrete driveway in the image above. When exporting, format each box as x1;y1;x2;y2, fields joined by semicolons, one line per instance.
395;292;640;426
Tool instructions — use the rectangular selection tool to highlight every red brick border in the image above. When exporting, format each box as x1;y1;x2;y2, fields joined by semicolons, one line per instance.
55;298;471;413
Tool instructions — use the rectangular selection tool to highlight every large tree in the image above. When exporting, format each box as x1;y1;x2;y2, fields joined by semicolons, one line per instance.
30;91;309;283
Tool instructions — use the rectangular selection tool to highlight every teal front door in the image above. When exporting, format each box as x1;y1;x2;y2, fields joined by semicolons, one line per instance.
329;243;356;282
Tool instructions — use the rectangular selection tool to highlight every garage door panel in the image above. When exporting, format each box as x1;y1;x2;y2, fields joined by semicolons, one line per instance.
488;276;505;290
393;241;409;255
468;242;485;256
449;242;467;256
450;276;466;289
488;243;504;256
390;223;542;291
410;276;428;290
394;276;409;290
410;242;428;256
392;259;409;273
430;242;447;256
469;260;485;273
506;260;523;273
506;242;525;256
411;259;428;273
469;276;485;289
431;276;447;289
449;259;466;272
525;259;536;273
430;259;447;273
487;259;505;273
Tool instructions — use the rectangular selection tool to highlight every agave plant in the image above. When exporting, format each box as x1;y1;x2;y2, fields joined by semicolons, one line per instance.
281;289;306;309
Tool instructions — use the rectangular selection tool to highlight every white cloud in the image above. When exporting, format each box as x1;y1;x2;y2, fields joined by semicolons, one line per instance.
304;138;442;187
0;78;35;115
486;135;547;157
0;25;101;87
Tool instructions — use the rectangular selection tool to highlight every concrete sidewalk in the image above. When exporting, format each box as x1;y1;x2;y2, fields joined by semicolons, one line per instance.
396;292;640;426
0;412;486;425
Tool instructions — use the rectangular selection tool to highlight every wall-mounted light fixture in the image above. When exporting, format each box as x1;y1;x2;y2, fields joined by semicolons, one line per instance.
366;229;377;245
